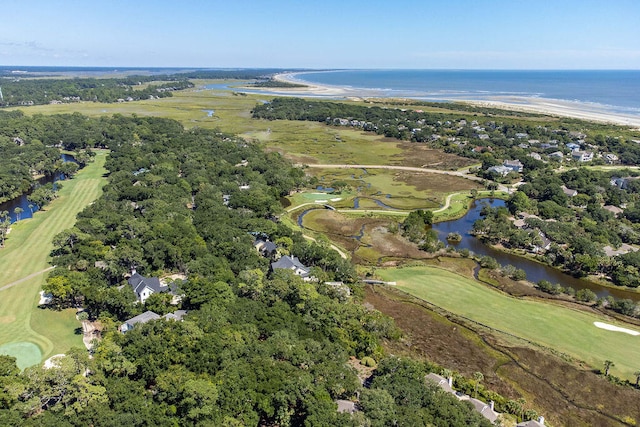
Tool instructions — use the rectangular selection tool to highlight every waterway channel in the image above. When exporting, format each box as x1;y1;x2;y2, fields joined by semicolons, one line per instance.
432;198;640;301
0;154;77;224
296;197;640;301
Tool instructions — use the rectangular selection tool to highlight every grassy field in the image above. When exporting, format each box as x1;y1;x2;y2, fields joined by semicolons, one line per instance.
377;266;640;381
0;152;107;369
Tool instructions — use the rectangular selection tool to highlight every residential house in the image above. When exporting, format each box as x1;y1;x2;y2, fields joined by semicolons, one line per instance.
603;243;637;257
534;232;552;253
465;397;499;424
487;165;511;176
426;373;500;424
610;177;629;189
254;239;278;257
517;417;546;426
566;142;581;151
549;151;564;160
128;272;178;304
120;311;161;333
528;152;542;161
503;159;524;173
335;400;358;414
604;153;619;164
561;185;578;197
425;373;454;394
120;310;188;333
515;132;529;139
603;205;624;217
271;255;312;280
571;150;593;162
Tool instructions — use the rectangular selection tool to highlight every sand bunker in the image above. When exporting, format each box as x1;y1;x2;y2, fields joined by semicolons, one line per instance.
594;322;640;336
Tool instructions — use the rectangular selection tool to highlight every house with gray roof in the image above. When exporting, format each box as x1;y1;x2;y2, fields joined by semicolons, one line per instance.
517;416;546;426
120;311;161;333
425;373;454;394
503;159;524;173
254;239;278;257
271;255;312;280
128;272;177;304
120;310;188;333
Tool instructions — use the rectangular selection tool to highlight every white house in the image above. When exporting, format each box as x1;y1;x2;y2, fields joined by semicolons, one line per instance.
128;272;179;304
571;151;593;162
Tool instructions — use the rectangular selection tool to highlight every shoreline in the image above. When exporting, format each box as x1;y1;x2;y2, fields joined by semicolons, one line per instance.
270;72;640;128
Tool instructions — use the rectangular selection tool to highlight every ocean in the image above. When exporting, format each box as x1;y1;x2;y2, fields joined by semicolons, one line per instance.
290;70;640;116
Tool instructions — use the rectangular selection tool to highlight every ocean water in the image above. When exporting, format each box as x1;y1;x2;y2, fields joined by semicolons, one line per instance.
292;70;640;115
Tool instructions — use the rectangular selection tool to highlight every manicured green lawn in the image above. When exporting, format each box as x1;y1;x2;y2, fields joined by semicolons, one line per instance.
0;152;107;368
378;266;640;381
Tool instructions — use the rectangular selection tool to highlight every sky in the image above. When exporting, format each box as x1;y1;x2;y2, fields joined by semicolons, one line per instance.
2;0;639;69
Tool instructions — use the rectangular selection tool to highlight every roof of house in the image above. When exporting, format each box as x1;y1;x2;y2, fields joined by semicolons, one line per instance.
335;399;358;414
603;205;623;215
425;373;454;394
271;256;311;277
467;397;499;423
128;273;164;295
124;311;161;327
517;420;545;427
164;310;188;321
561;186;578;197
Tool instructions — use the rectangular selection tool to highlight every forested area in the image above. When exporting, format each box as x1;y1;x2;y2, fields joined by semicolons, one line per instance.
0;77;192;106
252;97;640;165
0;113;494;426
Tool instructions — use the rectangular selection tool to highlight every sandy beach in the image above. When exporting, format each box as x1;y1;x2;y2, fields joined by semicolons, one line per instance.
267;72;640;128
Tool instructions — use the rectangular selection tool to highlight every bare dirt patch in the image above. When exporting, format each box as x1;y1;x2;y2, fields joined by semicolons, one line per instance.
396;171;482;193
394;142;478;170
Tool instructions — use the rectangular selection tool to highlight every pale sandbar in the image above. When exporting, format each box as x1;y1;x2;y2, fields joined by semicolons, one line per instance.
594;321;640;336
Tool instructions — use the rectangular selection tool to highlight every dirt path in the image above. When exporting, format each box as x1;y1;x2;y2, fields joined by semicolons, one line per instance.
0;266;55;292
305;163;485;182
433;192;458;213
302;235;348;259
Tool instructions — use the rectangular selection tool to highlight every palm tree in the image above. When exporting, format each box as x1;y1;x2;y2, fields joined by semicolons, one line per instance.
634;370;640;387
604;360;615;376
14;207;22;221
473;371;484;398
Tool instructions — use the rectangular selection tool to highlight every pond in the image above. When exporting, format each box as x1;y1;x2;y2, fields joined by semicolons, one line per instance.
432;198;640;301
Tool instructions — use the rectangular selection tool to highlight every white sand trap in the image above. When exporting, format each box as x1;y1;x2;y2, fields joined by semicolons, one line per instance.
314;200;328;203
330;198;342;202
43;354;65;369
594;322;640;336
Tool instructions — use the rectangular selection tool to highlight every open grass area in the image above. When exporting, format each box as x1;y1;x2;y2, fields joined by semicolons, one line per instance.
377;266;640;381
0;152;107;368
